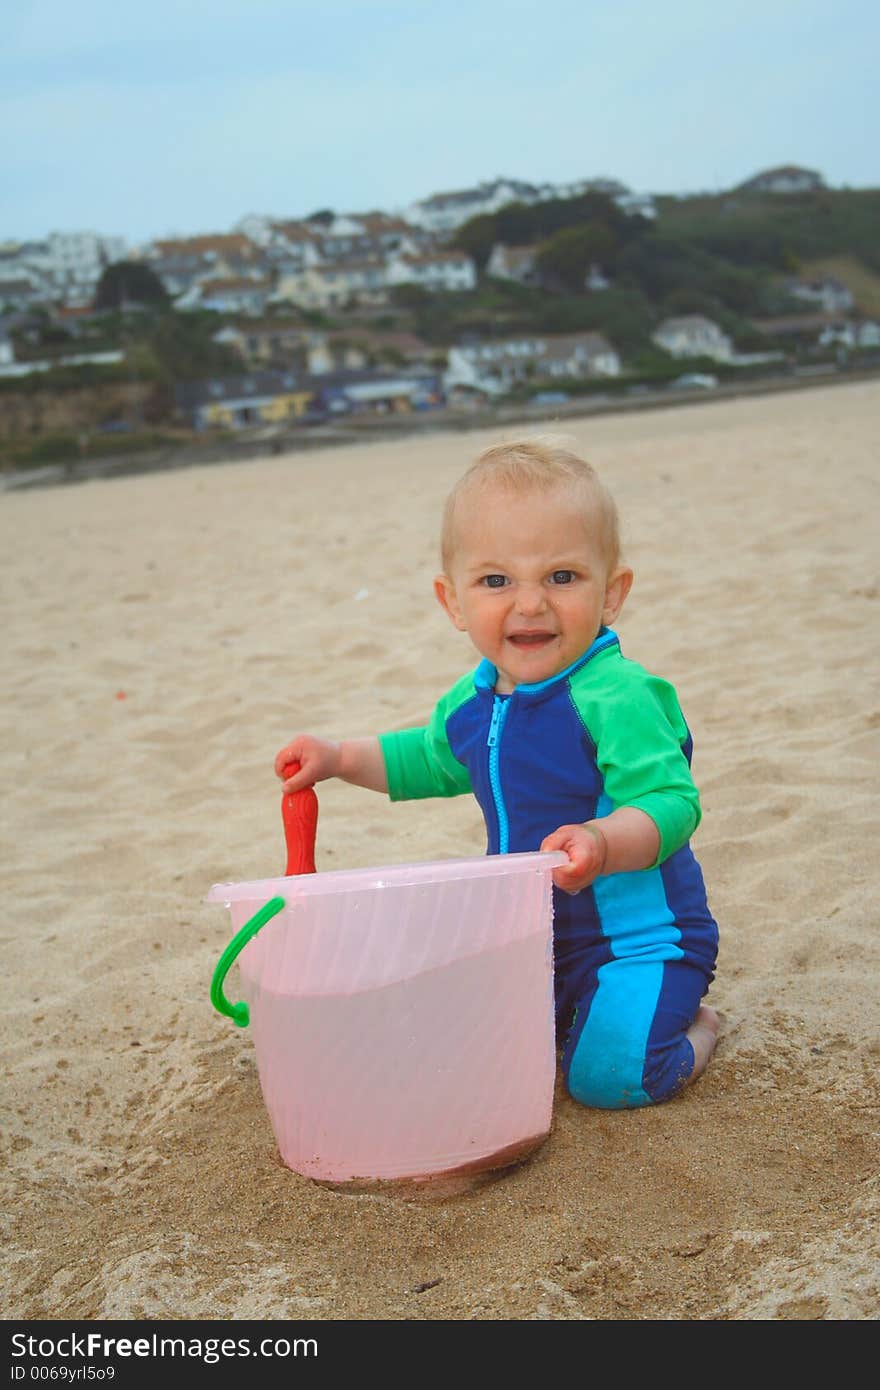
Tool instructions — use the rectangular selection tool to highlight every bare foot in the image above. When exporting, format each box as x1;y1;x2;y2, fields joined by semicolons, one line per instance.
686;1005;720;1083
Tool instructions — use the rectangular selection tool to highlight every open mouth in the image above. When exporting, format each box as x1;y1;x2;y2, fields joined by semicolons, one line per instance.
506;631;556;648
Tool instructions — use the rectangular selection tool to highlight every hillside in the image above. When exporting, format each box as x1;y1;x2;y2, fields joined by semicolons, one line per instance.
411;183;879;365
655;187;880;277
4;184;879;468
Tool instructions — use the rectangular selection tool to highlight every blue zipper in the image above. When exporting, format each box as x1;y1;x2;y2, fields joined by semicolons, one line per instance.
487;695;510;852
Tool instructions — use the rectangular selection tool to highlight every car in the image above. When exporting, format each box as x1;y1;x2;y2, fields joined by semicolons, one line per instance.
530;391;570;405
669;373;719;390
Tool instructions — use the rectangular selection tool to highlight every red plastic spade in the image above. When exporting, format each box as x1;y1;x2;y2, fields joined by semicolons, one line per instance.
280;761;318;876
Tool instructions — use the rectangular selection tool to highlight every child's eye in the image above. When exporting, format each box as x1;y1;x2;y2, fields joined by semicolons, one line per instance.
550;570;576;585
481;574;509;588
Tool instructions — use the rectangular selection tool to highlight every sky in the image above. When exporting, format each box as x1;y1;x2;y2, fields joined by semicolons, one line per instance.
4;0;877;247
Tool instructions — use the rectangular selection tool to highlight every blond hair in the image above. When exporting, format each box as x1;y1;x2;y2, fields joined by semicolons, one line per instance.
440;437;621;572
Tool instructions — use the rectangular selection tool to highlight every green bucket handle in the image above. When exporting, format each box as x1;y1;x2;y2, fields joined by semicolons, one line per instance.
209;895;286;1028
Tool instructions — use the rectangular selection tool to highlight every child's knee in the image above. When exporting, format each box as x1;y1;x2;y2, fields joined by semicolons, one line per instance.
563;1033;655;1110
563;1032;693;1110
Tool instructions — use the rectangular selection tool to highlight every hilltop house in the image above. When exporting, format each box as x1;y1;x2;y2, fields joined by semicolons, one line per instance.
407;177;655;236
734;165;825;195
406;179;540;236
445;331;620;396
652;315;733;362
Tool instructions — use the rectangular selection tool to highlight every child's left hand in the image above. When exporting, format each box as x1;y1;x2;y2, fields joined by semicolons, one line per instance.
540;822;608;894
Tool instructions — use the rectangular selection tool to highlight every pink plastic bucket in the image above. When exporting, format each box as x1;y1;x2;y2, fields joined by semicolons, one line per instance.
207;851;565;1184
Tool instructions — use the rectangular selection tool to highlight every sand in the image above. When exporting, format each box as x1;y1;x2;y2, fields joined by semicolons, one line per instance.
1;380;878;1323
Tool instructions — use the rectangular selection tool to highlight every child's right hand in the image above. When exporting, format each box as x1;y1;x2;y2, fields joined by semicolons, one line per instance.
274;736;342;792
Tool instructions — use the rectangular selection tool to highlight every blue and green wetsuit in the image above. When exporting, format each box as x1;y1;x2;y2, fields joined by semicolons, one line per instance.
379;627;718;1109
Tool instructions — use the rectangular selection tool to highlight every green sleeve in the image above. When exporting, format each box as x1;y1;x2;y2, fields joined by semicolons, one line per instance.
379;673;475;801
569;652;701;865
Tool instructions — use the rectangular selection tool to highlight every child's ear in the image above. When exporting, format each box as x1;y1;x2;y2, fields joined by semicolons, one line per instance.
434;574;467;631
602;566;634;624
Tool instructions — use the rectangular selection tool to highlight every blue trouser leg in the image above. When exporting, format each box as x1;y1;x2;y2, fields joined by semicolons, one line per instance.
562;958;710;1109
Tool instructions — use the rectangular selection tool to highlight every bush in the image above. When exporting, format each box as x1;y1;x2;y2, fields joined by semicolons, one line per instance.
95;261;169;310
3;429;179;468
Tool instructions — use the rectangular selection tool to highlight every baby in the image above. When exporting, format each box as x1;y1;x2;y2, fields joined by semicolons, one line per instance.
276;439;719;1109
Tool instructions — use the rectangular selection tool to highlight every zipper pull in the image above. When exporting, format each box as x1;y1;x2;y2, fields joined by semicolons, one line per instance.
487;697;504;747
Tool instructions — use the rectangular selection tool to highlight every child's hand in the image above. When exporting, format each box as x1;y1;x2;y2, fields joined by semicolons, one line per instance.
274;736;342;792
540;822;608;894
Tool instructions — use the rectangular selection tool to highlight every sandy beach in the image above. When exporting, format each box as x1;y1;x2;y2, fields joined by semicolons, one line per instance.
1;379;878;1322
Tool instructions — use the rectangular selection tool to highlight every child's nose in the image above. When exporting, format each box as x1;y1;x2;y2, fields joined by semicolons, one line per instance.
515;584;547;615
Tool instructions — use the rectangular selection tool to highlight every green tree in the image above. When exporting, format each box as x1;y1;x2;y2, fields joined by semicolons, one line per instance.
534;222;618;292
146;312;244;383
451;191;648;272
94;260;169;311
450;214;500;270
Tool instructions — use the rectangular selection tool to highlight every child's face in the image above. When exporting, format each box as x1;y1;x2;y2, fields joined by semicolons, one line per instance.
435;484;632;693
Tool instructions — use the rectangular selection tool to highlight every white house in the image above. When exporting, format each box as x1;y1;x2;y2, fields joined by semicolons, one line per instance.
234;214;275;247
786;276;854;314
408;176;656;236
0;232;125;307
652;315;733;362
177;277;273;316
386;251;476;293
613;192;657;220
445;331;620;395
47;231;127;286
486;244;540;287
260;212;423;267
538;332;620;378
353;212;424;255
263;221;323;267
406;179;540;235
818;319;880;350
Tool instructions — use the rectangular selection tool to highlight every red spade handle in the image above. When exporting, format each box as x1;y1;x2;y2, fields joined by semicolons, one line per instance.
281;761;318;876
